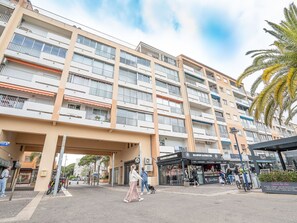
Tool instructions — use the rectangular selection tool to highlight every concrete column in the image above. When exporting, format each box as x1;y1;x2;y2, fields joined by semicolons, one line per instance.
177;56;195;152
0;2;24;62
34;132;59;191
110;47;121;128
52;30;78;121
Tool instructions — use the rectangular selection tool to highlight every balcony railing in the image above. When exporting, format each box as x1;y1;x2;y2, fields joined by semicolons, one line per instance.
92;67;114;78
8;43;41;58
0;95;26;109
118;94;138;105
117;116;137;126
220;132;229;138
89;87;112;99
235;98;249;106
172;125;186;133
206;74;216;81
216;116;225;122
212;100;222;107
210;88;218;94
170;107;183;115
0;12;11;23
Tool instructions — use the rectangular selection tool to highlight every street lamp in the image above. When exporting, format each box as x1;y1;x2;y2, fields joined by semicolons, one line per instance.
229;127;250;190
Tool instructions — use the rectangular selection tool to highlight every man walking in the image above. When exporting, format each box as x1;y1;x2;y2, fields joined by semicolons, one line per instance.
192;167;199;187
140;167;150;195
0;166;11;197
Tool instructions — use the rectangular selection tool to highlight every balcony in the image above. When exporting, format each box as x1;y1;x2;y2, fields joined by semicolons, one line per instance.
185;78;208;92
158;123;187;138
183;65;205;79
232;85;246;96
190;110;214;123
6;43;65;70
216;116;225;122
59;107;111;128
207;74;216;81
117;95;154;113
235;98;249;107
116;116;155;134
193;127;217;141
212;100;222;108
188;93;211;107
241;122;257;130
0;100;54;120
0;12;11;23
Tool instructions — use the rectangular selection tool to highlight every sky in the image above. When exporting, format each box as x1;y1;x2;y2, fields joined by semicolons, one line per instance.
31;0;295;164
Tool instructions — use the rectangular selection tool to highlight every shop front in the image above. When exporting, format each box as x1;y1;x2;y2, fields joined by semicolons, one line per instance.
248;155;278;172
157;152;227;186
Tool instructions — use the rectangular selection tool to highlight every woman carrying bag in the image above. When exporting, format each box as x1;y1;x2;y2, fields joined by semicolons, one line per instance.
123;164;144;203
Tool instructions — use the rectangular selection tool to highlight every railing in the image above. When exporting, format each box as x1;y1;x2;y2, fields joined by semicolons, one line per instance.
95;48;115;60
235;98;249;106
170;107;183;115
212;100;222;107
89;87;112;99
232;86;245;94
220;132;229;138
7;43;41;58
116;116;137;126
118;94;137;105
210;88;218;94
92;67;114;78
85;114;110;122
0;12;11;23
0;95;26;109
207;74;215;81
190;110;213;120
172;125;186;133
216;116;225;122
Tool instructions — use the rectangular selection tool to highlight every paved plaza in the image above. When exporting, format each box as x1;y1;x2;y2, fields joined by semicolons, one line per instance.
0;184;297;223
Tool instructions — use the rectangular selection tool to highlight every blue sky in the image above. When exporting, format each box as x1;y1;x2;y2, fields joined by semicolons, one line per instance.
32;0;294;163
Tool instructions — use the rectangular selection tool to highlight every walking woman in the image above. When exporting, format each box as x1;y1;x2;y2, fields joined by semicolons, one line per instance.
123;164;144;203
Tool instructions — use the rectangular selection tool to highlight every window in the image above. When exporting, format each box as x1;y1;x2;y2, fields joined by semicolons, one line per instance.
119;68;151;85
120;51;150;67
226;89;231;95
163;55;177;66
77;35;115;59
226;113;231;119
219;87;224;92
155;64;179;82
86;107;110;122
118;86;152;104
157;97;183;114
117;108;152;126
158;115;185;133
156;80;181;97
229;102;235;108
68;104;81;110
68;73;113;99
233;115;238;121
10;33;67;58
218;124;229;138
73;53;114;78
223;78;228;83
187;87;210;103
223;99;227;105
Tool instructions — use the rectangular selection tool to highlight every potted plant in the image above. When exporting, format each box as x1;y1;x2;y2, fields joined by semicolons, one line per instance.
258;171;297;195
94;116;101;121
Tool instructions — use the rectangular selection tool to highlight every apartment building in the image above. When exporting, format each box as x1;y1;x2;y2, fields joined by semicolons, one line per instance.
0;0;296;190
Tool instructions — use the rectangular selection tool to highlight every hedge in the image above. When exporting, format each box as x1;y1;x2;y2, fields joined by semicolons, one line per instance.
259;171;297;182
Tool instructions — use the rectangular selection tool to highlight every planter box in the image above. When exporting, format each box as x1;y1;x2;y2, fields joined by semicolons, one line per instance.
261;182;297;195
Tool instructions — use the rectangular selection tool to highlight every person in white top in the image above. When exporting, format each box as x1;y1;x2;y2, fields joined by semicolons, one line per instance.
0;166;11;197
123;164;144;203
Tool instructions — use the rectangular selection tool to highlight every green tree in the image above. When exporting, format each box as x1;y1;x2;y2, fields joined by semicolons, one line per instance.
30;152;42;165
64;163;75;177
78;155;101;171
237;3;297;126
100;156;110;168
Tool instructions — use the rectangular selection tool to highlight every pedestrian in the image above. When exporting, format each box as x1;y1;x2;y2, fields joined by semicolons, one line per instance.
192;167;199;187
226;168;233;185
140;167;150;195
219;170;226;186
0;166;11;197
123;164;144;203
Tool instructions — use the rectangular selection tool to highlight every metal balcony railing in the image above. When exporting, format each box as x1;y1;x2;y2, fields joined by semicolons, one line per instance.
0;94;26;109
0;12;11;23
8;43;41;58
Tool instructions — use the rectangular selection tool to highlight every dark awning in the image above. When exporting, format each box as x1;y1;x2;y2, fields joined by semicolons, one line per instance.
249;136;297;152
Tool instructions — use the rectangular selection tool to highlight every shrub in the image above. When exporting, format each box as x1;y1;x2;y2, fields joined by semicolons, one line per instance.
259;171;297;182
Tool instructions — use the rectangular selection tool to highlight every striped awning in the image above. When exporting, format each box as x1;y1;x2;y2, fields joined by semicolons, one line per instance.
156;94;183;103
64;95;112;109
0;82;55;97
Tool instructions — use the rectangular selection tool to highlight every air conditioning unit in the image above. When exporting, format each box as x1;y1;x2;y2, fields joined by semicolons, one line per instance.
145;165;153;172
144;157;152;165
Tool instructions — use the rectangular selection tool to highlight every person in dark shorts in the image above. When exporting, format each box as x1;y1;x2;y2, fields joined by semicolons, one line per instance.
192;167;199;187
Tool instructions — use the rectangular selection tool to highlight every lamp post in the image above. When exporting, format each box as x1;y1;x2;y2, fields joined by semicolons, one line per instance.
229;127;250;190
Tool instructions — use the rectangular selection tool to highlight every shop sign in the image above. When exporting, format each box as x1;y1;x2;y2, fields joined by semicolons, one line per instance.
184;152;223;161
158;153;179;161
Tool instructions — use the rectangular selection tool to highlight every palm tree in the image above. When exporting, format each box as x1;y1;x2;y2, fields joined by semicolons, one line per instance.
237;3;297;127
30;152;42;166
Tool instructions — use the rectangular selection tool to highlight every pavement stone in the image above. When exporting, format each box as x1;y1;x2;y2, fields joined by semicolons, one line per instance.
25;184;297;223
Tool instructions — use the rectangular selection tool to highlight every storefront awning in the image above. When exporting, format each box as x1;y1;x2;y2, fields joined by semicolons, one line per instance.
64;95;112;109
0;82;55;97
